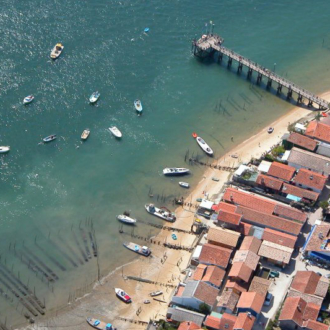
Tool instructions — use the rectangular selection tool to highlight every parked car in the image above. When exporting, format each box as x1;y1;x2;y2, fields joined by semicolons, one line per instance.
269;270;280;278
264;292;273;306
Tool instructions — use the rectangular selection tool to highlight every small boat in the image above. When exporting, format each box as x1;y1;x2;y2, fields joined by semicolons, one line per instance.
322;112;328;117
0;146;10;154
179;182;189;188
268;127;274;134
43;135;57;143
134;99;143;114
144;27;150;33
117;214;137;225
89;92;100;104
212;177;220;182
115;288;132;303
172;234;177;240
123;242;151;257
108;126;122;138
163;168;190;176
150;291;163;297
231;154;238;159
145;204;176;222
193;134;213;156
144;300;151;304
50;43;64;59
23;95;34;104
86;317;114;330
81;129;90;140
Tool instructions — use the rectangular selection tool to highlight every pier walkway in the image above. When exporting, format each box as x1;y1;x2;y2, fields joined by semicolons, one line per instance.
192;34;328;110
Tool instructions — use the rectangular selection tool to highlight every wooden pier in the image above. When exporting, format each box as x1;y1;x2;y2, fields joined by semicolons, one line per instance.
192;34;329;110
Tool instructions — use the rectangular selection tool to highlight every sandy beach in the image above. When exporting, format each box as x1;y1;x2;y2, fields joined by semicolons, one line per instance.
26;92;330;330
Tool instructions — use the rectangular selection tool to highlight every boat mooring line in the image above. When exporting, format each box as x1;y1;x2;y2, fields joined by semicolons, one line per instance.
72;229;88;262
79;228;91;259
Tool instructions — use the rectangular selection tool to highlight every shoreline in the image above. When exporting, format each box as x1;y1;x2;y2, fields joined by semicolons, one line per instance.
25;92;330;330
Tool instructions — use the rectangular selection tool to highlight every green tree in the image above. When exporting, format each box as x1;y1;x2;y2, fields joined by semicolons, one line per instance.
319;200;329;210
199;302;211;315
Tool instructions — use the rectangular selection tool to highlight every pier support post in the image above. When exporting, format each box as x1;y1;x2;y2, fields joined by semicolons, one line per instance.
227;57;232;68
256;73;262;85
217;53;223;63
297;94;303;104
287;88;293;100
277;84;282;95
266;79;272;90
237;63;243;74
308;100;313;107
247;68;253;80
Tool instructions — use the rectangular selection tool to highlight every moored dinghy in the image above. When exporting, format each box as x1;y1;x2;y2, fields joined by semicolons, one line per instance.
50;43;64;59
109;126;122;138
115;288;132;303
123;242;151;256
179;182;189;188
150;290;163;297
23;95;34;104
163;168;190;176
192;133;213;156
145;204;176;222
0;146;10;154
81;129;90;140
117;212;137;225
89;92;100;104
134;99;143;114
43;135;57;143
86;317;114;330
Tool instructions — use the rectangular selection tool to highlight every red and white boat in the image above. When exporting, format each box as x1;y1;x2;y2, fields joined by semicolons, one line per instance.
115;288;132;303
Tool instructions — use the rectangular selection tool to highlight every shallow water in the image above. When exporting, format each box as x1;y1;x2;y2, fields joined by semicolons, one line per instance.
1;0;330;326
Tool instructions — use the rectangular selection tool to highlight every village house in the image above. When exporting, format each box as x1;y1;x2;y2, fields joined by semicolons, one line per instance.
193;264;226;289
178;321;201;330
166;306;205;327
207;227;241;250
216;290;240;314
267;161;296;182
286;132;318;152
233;313;256;330
236;292;265;318
305;121;330;144
293;168;327;193
199;243;232;270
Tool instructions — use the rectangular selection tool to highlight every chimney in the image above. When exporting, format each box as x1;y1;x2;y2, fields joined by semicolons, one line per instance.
297;304;301;312
310;175;313;180
230;194;234;201
247;312;252;319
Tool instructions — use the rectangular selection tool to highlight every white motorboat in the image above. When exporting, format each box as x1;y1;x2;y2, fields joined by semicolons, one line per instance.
89;92;100;104
43;135;57;143
163;168;190;176
134;99;143;114
193;133;213;156
150;290;163;297
123;242;151;257
117;214;137;225
86;317;114;330
268;127;274;134
145;204;176;222
115;288;132;303
23;95;34;104
179;182;189;188
81;129;90;140
50;43;64;59
109;126;122;138
0;146;10;154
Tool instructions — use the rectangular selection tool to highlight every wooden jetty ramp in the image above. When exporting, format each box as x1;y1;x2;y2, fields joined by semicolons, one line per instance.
192;34;329;110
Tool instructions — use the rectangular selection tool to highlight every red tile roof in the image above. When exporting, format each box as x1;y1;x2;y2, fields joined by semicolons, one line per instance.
228;262;253;283
268;162;296;181
204;315;221;329
193;264;207;281
237;292;265;314
262;228;297;248
199;243;232;269
294;169;327;191
213;202;237;213
281;183;319;201
178;321;201;330
194;281;219;306
236;206;303;236
223;188;307;223
233;313;256;330
232;250;260;271
240;236;262;254
306;121;330;143
202;266;226;288
279;297;320;326
217;210;242;226
291;271;329;298
304;223;330;252
304;319;330;330
256;174;283;191
239;222;252;236
225;279;249;293
217;290;240;311
249;276;271;297
218;313;237;330
207;227;240;248
287;132;318;151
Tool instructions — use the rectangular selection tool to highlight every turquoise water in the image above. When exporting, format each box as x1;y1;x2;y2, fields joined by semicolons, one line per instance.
1;0;330;325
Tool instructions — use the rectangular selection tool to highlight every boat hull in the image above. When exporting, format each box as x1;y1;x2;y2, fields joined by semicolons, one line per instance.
115;288;132;303
23;96;34;104
50;44;64;59
117;215;136;225
123;242;151;257
86;318;113;330
134;100;143;113
196;136;213;156
109;127;122;138
163;168;189;176
145;204;176;222
0;146;10;154
81;129;90;140
179;182;189;188
43;135;57;143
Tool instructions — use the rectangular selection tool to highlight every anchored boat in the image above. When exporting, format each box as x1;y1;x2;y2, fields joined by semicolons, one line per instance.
150;291;163;297
89;92;100;104
163;168;190;176
0;146;10;154
145;204;176;222
81;129;90;140
134;99;143;114
123;242;151;257
23;95;34;104
192;133;213;156
179;182;189;188
117;213;137;225
86;318;114;330
108;126;122;138
43;135;57;143
50;43;64;59
115;288;132;303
